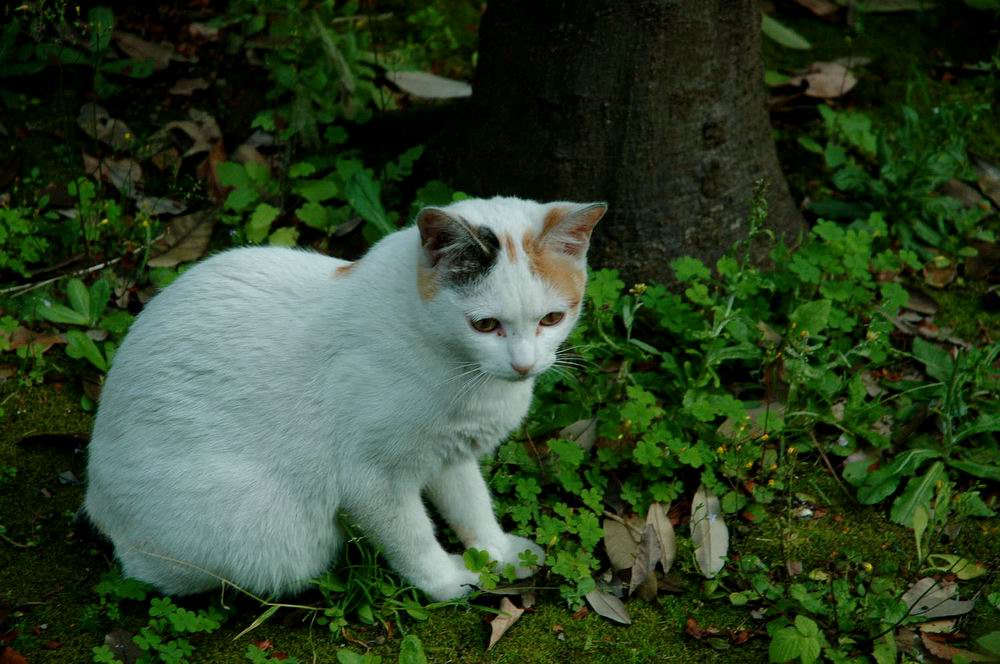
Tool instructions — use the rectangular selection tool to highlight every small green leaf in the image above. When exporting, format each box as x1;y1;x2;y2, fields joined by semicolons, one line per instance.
224;187;258;212
890;461;946;526
216;162;251;189
912;337;954;382
296;179;339;204
247;204;280;243
89;279;111;325
268;227;299;246
289;162;317;178
769;627;802;662
296;202;330;230
38;302;90;326
912;504;929;561
67;278;91;318
64;329;107;371
398;634;428;664
794;615;819;638
790;300;832;336
345;171;393;236
761;14;812;50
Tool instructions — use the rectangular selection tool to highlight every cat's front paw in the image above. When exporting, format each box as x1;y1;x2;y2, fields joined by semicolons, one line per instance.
482;534;546;579
411;554;481;601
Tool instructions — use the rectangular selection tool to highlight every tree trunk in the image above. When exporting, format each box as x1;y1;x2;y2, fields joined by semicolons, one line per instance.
451;0;802;284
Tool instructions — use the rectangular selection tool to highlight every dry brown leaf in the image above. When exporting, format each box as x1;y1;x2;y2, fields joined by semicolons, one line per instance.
691;484;729;578
148;209;216;268
233;143;270;171
646;502;676;574
136;196;187;216
920;633;993;662
965;240;1000;280
792;0;840;15
103;627;142;664
156;109;222;158
923;263;957;288
169;78;210;96
917;619;957;634
788;62;859;98
487;597;524;651
973;156;1000;208
1;326;66;353
941;179;988;209
82;154;143;194
904;289;939;315
113;31;193;70
603;517;640;571
76;103;133;150
584;588;631;625
903;578;975;619
188;22;220;40
628;524;660;596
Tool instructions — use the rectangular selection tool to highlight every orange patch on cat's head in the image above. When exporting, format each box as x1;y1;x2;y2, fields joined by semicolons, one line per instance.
500;233;518;264
521;231;585;307
417;265;439;300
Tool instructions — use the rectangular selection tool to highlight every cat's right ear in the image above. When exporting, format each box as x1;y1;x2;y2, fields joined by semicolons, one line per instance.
416;208;458;266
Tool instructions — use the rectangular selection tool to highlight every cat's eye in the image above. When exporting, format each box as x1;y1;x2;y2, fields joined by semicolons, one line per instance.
470;317;501;333
539;311;565;327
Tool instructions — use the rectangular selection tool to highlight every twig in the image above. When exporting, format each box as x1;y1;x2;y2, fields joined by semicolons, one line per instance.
0;257;122;297
0;531;32;549
808;429;856;503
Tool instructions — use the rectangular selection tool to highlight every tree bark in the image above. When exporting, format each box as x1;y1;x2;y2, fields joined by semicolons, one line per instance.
450;0;802;284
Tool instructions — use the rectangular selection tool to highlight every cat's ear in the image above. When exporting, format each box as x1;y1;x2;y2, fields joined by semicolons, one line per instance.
416;207;496;269
539;202;608;258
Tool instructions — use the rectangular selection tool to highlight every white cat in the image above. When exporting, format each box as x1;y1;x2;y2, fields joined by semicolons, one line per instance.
84;196;606;601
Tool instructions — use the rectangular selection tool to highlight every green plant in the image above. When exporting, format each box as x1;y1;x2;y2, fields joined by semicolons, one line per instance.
801;102;994;262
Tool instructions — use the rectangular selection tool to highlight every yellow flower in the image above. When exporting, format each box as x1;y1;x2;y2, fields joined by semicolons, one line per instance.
629;283;648;295
716;446;726;454
767;479;776;486
788;447;797;455
744;461;753;469
862;562;873;573
761;433;769;441
99;217;109;225
769;463;778;471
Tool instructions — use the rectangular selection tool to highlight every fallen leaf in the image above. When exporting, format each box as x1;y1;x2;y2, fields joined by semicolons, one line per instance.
973;156;1000;207
923;263;957;288
83;153;143;194
904;289;939;315
155;109;222;158
628;524;660;596
0;647;28;664
1;326;66;353
603;517;640;571
902;578;975;619
104;627;142;664
788;62;859;98
691;484;729;578
646;502;676;574
487;597;524;650
148;209;216;268
387;71;472;98
77;103;133;150
114;31;193;70
136;196;188;216
686;616;723;639
584;588;631;625
169;77;210;96
559;417;598;452
923;554;989;580
916;619;956;634
920;633;993;662
965;240;1000;280
188;22;220;40
792;0;840;15
786;560;803;576
941;179;988;208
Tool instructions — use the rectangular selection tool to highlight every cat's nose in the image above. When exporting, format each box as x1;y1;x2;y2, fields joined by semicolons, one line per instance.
511;363;534;376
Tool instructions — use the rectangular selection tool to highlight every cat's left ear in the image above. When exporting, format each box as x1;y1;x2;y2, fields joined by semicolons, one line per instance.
540;202;608;258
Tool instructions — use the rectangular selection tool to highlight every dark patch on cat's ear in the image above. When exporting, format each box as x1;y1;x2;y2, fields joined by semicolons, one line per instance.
416;207;499;286
540;202;608;257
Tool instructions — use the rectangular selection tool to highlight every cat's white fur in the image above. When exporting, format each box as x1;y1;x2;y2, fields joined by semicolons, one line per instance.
84;196;605;600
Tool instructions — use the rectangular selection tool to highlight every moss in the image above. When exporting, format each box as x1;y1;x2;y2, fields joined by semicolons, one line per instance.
931;284;1000;342
3;383;999;662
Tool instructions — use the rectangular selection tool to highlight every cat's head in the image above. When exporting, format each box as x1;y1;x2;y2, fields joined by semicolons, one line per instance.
415;197;606;382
